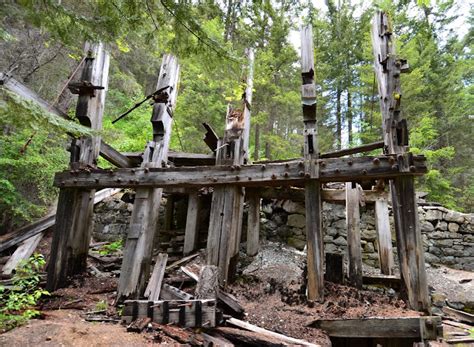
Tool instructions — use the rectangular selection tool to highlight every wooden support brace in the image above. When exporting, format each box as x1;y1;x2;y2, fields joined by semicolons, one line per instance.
246;191;260;257
374;198;394;275
183;191;201;255
346;182;363;288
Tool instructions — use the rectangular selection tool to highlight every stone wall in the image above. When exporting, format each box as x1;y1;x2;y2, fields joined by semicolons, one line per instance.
261;200;474;271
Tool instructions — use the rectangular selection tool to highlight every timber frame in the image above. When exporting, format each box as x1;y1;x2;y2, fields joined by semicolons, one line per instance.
44;11;430;313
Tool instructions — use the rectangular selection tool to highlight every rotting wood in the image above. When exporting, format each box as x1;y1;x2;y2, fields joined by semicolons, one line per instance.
372;11;429;312
324;253;343;284
227;317;320;346
160;283;193;301
362;274;401;289
183;191;200;255
320;140;384;159
2;233;43;275
214;327;287;347
246;191;260;256
309;316;441;339
445;337;474;344
144;253;168;301
99;140;135;168
127;317;151;332
117;54;180;302
202;122;219;153
153;323;204;345
374;198;394;275
195;265;219;300
301;24;323;302
443;307;474;324
122;299;216;328
201;332;235;347
346;182;363;288
47;43;110;292
53;154;427;189
165;253;199;272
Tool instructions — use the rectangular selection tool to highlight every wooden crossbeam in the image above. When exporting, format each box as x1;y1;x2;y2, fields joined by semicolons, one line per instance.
54;154;427;189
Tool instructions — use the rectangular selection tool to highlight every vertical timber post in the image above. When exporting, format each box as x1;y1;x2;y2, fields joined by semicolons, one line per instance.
183;191;201;255
346;182;363;288
246;190;260;257
47;43;109;291
301;25;324;302
375;197;394;275
371;11;429;311
117;55;180;301
206;49;254;285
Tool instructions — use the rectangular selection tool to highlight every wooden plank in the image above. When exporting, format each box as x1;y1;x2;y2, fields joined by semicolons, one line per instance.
246;191;260;256
375;198;394;275
325;253;343;284
99;140;135;168
362;274;401;289
122;299;216;327
320;140;384;159
2;233;43;275
346;182;363;288
47;43;110;291
372;11;429;312
227;318;320;346
183;192;200;255
301;25;324;303
160;283;193;300
117;54;180;302
195;265;218;299
242;48;254;161
309;316;441;339
443;307;474;324
214;327;289;347
144;253;168;301
165;253;199;272
201;332;234;347
53;154;428;189
202;122;219;152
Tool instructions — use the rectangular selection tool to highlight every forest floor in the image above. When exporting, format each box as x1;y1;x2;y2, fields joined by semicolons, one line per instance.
1;240;473;346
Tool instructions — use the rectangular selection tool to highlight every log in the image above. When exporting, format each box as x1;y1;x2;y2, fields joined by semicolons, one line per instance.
374;198;394;275
320;140;385;159
246;191;260;256
122;299;216;327
117;54;180;302
54;154;427;189
214;327;286;347
346;182;363;288
144;253;168;301
2;233;43;275
309;316;441;339
227;318;320;346
183;191;200;255
324;253;343;284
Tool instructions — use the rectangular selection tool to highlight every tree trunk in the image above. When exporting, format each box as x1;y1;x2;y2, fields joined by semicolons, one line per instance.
336;85;342;150
253;123;260;161
347;90;353;144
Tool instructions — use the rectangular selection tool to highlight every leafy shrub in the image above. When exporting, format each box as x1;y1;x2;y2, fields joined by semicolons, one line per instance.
98;240;123;256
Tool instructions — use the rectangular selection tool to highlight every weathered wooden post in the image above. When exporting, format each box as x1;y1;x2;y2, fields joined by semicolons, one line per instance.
374;197;394;275
346;182;363;288
117;54;180;301
371;11;429;311
183;191;201;255
206;49;254;284
246;191;260;257
47;43;109;291
301;25;324;302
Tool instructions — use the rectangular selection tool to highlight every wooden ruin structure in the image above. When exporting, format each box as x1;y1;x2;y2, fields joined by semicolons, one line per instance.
1;11;432;320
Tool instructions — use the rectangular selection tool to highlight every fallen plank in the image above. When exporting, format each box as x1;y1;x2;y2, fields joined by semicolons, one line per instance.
320;141;384;159
165;253;199;272
215;327;287;347
227;318;319;346
127;317;151;332
443;307;474;324
2;233;43;275
152;323;204;345
144;253;168;301
308;316;441;339
122;299;216;327
442;319;473;330
0;188;121;253
445;337;474;344
160;283;193;300
362;274;401;289
201;332;234;347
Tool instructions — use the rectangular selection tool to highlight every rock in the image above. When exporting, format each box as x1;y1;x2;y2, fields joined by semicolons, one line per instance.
448;223;460;232
445;211;465;223
262;204;273;215
364;242;375;253
428;246;442;256
446;300;465;310
287;214;306;229
425;209;443;221
434;239;453;247
430;292;446;307
421;221;434;232
326;227;338;236
333;236;347;246
361;229;377;242
325;243;338;253
282;200;305;215
435;221;448;231
287;237;306;250
424;253;440;264
273;213;287;226
332;219;346;230
323;235;333;243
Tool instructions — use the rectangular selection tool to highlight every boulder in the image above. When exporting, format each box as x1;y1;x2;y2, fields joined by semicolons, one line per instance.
287;237;306;250
445;211;465;223
282;200;305;215
448;223;460;233
421;221;434;232
287;214;306;229
425;209;443;221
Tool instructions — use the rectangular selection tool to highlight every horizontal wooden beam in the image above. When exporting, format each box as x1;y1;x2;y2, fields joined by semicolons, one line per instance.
54;155;426;189
309;316;441;339
121;151;215;167
320;141;385;159
255;187;388;203
100;141;136;168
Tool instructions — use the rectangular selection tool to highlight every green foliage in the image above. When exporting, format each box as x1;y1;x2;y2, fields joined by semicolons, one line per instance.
0;254;49;333
98;240;123;256
95;300;108;311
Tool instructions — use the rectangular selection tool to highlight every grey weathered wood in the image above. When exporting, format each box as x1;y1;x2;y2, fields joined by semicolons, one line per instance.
47;43;110;291
122;299;216;327
160;283;193;300
99;140;135;168
53;154;427;189
320;140;384;159
183;192;200;255
242;48;254;161
214;327;291;347
201;332;235;347
227;318;320;347
309;316;441;339
375;198;394;275
443;306;474;324
2;233;43;275
246;191;260;257
117;54;180;301
195;265;219;300
144;253;168;301
362;274;401;289
372;11;429;311
346;182;363;288
301;25;324;303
